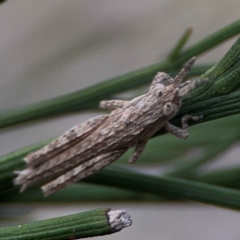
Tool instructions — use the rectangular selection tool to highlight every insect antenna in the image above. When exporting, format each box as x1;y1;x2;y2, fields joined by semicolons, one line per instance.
173;57;196;87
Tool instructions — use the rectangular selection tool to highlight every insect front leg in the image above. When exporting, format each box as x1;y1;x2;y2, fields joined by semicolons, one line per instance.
99;100;129;110
129;140;148;164
163;114;202;139
42;149;127;196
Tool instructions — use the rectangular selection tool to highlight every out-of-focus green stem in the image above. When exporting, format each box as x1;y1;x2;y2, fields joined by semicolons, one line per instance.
167;27;193;62
193;166;240;188
172;19;240;67
1;19;240;129
166;129;240;177
83;166;240;210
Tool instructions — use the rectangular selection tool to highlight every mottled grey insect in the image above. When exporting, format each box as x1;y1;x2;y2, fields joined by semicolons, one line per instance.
14;57;206;196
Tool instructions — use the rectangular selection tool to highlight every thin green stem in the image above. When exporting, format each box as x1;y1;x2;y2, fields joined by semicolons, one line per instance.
0;208;131;240
84;166;240;210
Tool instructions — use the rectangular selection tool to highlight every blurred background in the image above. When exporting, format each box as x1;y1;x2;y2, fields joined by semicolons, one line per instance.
1;1;240;239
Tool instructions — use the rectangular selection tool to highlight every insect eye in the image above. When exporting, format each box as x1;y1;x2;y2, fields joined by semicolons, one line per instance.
163;102;173;116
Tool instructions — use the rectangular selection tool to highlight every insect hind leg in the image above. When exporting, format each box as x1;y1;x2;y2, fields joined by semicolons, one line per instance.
129;140;147;163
